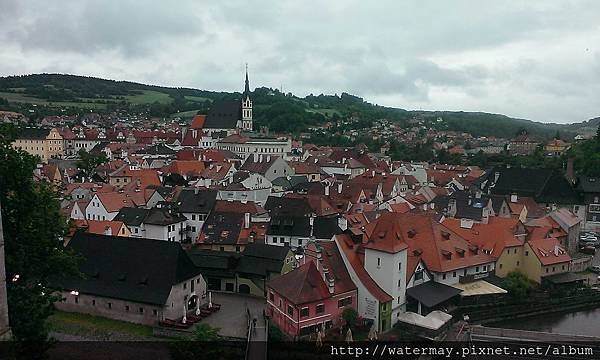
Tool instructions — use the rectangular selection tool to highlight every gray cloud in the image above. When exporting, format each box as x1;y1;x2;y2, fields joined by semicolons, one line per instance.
0;1;599;123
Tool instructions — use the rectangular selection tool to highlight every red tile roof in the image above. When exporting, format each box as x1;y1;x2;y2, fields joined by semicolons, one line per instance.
335;234;393;302
527;237;571;266
268;262;331;305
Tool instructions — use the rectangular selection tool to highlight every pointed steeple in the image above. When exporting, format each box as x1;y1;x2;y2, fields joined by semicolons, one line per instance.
244;63;250;97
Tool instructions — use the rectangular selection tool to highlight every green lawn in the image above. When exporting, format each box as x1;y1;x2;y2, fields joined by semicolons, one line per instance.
184;95;212;103
306;108;340;117
0;92;108;109
124;90;172;104
48;311;154;339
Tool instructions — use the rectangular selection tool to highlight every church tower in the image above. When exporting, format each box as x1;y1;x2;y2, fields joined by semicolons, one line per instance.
241;65;253;131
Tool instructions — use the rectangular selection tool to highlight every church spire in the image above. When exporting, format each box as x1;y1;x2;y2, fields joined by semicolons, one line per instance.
244;63;250;97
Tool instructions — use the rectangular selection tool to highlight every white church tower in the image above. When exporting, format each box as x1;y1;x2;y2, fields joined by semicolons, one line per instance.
241;65;253;131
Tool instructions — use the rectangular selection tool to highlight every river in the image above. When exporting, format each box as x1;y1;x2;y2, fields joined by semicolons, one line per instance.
490;307;600;337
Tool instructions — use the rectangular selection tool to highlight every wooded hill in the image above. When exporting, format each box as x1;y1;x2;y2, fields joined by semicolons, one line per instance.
0;73;595;140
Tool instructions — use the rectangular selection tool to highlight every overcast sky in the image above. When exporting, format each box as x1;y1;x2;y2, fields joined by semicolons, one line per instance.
1;1;598;123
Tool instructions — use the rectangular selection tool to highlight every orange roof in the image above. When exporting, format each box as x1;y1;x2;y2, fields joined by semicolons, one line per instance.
191;115;206;129
84;220;126;236
335;234;393;302
527;237;571;266
390;202;412;214
366;213;494;272
443;217;524;258
95;192;139;213
162;160;205;177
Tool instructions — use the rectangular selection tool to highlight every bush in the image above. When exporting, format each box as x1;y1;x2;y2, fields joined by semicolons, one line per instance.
342;308;358;329
500;271;538;298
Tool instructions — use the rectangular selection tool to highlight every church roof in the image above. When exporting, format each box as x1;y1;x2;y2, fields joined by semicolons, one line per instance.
204;100;242;129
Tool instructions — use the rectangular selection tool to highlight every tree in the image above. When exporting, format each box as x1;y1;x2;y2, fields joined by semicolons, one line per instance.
342;307;358;329
76;149;107;179
0;124;80;355
500;271;537;298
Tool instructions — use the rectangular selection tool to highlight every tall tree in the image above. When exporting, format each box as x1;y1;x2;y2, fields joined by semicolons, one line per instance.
76;149;107;179
0;124;79;355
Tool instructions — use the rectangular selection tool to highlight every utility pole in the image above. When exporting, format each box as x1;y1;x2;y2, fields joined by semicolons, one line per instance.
0;200;12;340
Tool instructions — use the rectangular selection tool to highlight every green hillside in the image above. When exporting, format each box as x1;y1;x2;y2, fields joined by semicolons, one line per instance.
0;73;595;139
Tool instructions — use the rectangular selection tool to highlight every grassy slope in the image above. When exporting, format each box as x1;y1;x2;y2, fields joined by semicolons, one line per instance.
48;311;154;339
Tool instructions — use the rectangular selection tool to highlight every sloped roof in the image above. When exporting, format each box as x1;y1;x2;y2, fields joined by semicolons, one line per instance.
268;262;331;305
204;100;241;129
175;188;218;214
54;232;201;305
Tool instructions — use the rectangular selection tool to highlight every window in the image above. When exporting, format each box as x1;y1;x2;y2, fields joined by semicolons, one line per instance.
499;264;503;269
517;261;520;266
398;279;402;287
525;251;529;256
546;268;549;273
108;302;112;309
287;305;293;317
92;299;96;306
377;258;381;267
483;265;487;272
316;304;324;314
562;265;565;270
184;283;187;290
398;262;402;271
337;297;352;308
192;214;196;221
74;296;79;304
398;297;401;304
125;305;130;312
453;271;457;278
153;309;158;316
552;267;555;272
475;266;479;272
139;307;144;314
415;270;423;281
300;307;309;318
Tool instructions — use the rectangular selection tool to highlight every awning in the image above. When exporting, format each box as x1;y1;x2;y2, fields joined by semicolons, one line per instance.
397;310;453;331
451;280;507;296
406;281;462;308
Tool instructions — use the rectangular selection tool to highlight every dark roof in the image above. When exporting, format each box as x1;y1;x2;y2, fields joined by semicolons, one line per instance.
176;188;218;214
242;243;291;261
267;216;311;237
204;100;241;129
271;176;309;190
239;156;279;175
577;176;600;193
18;127;51;139
187;246;287;278
265;196;313;217
538;174;581;205
489;167;553;197
144;207;187;226
187;249;238;277
405;281;462;308
54;232;201;305
201;211;243;245
312;216;343;240
114;207;148;226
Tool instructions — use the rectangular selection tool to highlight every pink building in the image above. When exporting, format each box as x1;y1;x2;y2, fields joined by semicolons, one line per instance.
266;241;357;338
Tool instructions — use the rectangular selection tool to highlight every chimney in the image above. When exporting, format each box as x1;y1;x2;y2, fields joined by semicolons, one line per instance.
244;212;250;229
266;155;271;162
338;214;348;231
566;157;575;184
337;183;343;194
104;226;112;236
194;187;199;195
324;185;330;196
448;199;457;217
327;277;335;294
510;194;518;203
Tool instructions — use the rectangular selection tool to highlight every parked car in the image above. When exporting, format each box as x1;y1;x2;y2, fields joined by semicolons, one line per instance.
590;265;600;274
580;245;596;255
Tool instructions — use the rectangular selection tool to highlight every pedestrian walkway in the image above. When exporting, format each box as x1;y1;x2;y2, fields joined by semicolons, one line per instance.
246;308;267;360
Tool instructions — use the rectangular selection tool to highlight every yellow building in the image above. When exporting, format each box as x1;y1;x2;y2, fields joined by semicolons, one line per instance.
12;127;64;162
522;238;571;283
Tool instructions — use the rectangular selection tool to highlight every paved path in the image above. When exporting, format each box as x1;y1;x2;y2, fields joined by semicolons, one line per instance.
246;307;267;360
198;292;266;339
